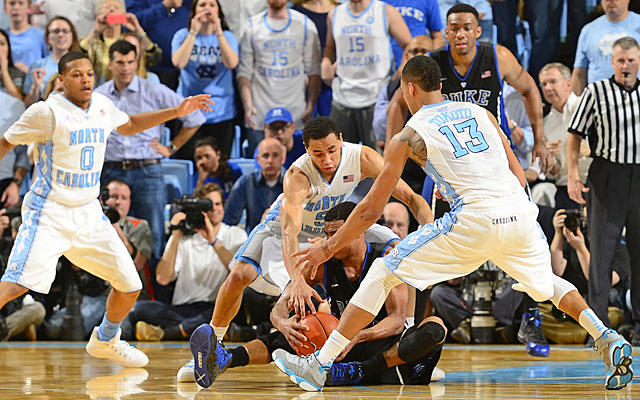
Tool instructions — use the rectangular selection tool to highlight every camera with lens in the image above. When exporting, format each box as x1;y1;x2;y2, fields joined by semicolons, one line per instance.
467;263;498;344
171;195;213;235
100;187;120;224
563;209;585;233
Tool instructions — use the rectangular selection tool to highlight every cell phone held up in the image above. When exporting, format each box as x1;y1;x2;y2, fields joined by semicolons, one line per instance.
106;13;127;25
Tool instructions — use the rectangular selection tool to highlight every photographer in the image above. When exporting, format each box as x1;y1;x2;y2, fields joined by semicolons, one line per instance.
128;183;247;341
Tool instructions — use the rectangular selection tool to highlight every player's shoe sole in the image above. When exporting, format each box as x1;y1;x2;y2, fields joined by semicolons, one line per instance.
606;340;633;390
273;357;323;392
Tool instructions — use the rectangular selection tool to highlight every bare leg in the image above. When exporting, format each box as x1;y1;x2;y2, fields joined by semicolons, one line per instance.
0;282;28;309
211;261;258;327
105;288;140;323
244;340;271;365
334;303;377;340
556;290;589;321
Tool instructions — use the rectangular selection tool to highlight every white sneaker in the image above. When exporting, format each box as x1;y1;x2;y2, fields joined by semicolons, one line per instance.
86;327;149;368
177;358;196;382
431;367;445;382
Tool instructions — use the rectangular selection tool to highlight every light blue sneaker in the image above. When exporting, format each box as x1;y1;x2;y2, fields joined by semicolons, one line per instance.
594;329;633;390
272;349;330;392
190;324;232;388
176;358;195;382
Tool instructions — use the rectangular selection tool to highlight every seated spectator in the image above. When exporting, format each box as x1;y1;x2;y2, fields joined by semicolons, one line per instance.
104;179;153;300
0;28;24;101
193;136;243;199
225;137;286;234
81;0;161;86
97;39;205;261
0;209;46;340
171;0;239;158
129;183;247;341
4;0;47;74
121;31;161;84
23;16;81;107
382;202;410;240
252;107;306;169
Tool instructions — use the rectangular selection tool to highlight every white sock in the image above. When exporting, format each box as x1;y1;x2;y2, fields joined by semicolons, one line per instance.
316;330;350;366
578;309;608;340
405;316;415;329
212;325;228;340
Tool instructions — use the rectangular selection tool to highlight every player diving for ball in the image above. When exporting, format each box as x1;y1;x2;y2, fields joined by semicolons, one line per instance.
179;116;434;384
190;201;447;388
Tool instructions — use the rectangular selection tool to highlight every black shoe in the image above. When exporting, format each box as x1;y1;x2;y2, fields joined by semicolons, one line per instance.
517;310;550;357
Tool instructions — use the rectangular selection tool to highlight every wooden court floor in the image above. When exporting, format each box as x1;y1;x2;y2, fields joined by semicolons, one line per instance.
0;342;637;399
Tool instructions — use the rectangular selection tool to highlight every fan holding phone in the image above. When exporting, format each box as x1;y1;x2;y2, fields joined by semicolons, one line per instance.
80;0;162;86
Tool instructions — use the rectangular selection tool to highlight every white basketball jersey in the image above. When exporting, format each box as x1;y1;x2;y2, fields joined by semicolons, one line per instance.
332;0;393;108
406;101;524;208
274;142;362;235
5;93;129;207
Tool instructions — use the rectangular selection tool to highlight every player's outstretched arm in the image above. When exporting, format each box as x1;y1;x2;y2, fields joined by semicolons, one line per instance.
116;94;213;136
0;137;17;162
293;127;414;273
280;167;323;317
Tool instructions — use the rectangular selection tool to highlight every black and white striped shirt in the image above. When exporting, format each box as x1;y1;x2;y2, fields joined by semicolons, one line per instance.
568;77;640;164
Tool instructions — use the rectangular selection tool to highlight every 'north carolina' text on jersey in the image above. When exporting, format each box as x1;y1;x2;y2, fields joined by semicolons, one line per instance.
406;101;522;209
332;0;394;108
430;42;511;138
4;93;129;207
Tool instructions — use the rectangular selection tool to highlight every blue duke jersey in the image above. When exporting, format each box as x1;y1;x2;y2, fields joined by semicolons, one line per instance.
4;93;129;207
332;0;394;108
406;101;523;209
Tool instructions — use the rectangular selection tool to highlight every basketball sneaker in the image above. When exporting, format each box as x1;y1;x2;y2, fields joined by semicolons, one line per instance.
86;368;148;400
326;361;363;386
272;349;329;392
594;329;633;390
177;358;196;383
190;324;231;388
517;310;550;357
86;327;149;368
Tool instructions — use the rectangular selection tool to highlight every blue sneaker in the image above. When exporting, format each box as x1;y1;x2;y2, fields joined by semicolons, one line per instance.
594;329;633;390
326;362;363;386
190;324;232;388
517;310;550;357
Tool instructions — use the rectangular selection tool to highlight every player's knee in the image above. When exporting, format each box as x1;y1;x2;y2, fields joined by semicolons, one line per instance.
550;275;578;306
527;285;554;303
227;261;258;289
419;316;447;338
398;321;446;364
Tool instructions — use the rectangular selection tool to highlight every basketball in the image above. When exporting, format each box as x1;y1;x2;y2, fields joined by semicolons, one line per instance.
295;312;339;356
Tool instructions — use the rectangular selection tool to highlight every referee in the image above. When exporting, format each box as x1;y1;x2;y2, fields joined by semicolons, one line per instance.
566;36;640;332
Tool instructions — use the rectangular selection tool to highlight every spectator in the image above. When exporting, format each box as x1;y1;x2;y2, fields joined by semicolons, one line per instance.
97;40;206;260
225;137;285;233
126;0;192;90
217;0;266;40
325;0;410;149
0;210;46;340
0;141;27;209
23;16;82;107
385;0;443;65
253;107;306;170
130;183;247;341
43;72;62;99
382;202;409;240
439;0;492;43
539;62;591;210
81;0;162;86
193;136;243;199
171;0;239;158
567;36;640;333
502;83;534;170
104;179;153;300
291;0;336;117
237;0;322;157
122;31;161;83
4;0;47;74
30;0;96;37
0;28;24;101
572;0;640;95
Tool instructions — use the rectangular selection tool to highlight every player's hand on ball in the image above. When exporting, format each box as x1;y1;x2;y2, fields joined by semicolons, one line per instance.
177;94;214;116
289;278;323;318
280;315;310;352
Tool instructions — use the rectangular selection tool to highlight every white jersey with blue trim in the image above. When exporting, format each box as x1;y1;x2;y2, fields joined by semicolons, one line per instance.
4;93;129;207
266;142;362;236
406;100;524;208
332;0;393;108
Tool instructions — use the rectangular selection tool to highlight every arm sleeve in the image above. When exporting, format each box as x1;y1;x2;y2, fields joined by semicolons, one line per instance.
303;17;322;77
222;176;247;226
4;102;55;145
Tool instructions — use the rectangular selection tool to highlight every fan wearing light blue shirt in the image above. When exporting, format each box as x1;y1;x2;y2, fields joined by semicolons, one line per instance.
172;0;239;158
4;0;48;74
96;40;206;260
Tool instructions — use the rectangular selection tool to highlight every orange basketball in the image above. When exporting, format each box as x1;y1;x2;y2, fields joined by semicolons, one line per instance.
295;312;339;356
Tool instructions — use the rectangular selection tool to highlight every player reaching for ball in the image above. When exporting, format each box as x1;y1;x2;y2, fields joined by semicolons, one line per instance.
189;202;446;388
